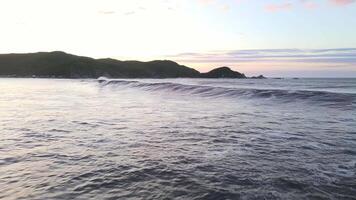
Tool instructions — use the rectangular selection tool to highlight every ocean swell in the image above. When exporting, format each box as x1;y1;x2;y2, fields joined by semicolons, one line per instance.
99;79;356;109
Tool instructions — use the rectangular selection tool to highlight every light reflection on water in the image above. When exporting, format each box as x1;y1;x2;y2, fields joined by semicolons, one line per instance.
0;78;355;200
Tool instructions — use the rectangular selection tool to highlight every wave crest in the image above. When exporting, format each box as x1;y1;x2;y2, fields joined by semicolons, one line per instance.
100;79;356;109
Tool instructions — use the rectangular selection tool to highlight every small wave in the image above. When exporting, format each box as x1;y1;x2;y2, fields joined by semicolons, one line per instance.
100;79;356;108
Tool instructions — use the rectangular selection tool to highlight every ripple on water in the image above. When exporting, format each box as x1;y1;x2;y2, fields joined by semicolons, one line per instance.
0;78;356;199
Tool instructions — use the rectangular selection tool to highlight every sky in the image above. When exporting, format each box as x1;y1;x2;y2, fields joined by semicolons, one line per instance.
0;0;355;77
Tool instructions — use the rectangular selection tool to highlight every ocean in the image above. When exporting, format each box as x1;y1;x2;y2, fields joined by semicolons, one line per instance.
0;78;355;199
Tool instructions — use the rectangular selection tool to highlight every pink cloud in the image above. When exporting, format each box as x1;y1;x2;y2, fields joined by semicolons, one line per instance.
265;3;293;12
303;1;318;9
329;0;355;6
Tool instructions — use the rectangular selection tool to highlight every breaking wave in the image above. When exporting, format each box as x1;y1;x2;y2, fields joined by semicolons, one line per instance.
100;79;356;109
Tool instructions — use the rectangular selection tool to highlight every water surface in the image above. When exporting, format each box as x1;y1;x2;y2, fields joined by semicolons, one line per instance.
0;78;355;199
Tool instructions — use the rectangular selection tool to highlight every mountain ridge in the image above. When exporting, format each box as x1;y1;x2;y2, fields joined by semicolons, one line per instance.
0;51;260;79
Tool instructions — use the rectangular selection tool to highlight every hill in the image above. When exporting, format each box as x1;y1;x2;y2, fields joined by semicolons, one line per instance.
0;51;249;79
200;67;246;78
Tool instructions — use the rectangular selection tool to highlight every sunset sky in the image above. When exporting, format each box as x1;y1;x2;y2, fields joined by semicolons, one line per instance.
0;0;355;77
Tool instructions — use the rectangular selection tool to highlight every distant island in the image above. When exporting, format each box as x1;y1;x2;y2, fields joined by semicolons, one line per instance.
0;51;265;79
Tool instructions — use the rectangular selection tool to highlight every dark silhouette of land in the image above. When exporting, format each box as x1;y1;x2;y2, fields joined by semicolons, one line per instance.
0;51;261;79
200;67;246;78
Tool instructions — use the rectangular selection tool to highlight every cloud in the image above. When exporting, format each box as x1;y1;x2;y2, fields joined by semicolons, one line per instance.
261;0;354;13
198;0;354;13
168;48;356;64
302;1;318;9
167;48;356;76
124;11;136;15
329;0;355;6
98;11;116;15
264;3;293;12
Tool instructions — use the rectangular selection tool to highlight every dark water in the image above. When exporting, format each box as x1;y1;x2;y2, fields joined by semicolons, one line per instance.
0;78;355;200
